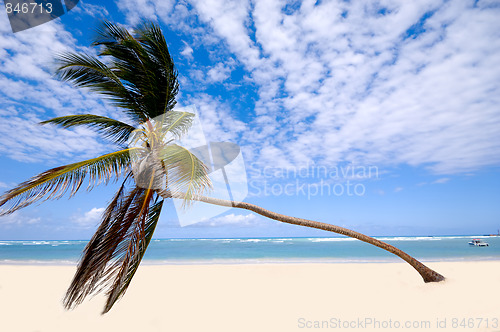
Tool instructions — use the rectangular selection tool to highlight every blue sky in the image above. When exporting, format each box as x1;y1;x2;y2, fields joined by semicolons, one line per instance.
0;0;499;240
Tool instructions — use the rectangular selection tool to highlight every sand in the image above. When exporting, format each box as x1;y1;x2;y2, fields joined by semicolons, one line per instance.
0;261;499;332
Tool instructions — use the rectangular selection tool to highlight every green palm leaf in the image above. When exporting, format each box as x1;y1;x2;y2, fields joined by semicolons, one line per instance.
92;20;179;120
158;144;212;206
160;111;195;140
40;114;136;145
0;149;136;216
55;52;146;124
55;20;179;123
127;111;194;150
133;21;179;116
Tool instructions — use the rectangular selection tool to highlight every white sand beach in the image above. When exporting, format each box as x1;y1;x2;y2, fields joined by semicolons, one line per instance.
1;261;499;332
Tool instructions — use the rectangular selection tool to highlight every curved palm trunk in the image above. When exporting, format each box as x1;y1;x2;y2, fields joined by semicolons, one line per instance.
161;191;445;283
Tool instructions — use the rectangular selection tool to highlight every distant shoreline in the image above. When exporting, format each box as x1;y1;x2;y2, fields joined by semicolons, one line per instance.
2;257;500;266
1;234;499;241
2;236;500;264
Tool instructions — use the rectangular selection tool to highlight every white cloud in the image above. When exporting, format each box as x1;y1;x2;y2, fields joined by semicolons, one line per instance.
0;211;40;226
181;94;247;143
206;62;231;83
0;109;109;163
206;213;260;226
180;41;194;60
70;1;110;18
432;177;450;184
5;0;499;177
0;17;125;164
181;61;235;89
394;187;404;193
72;207;105;227
190;0;261;69
117;0;500;176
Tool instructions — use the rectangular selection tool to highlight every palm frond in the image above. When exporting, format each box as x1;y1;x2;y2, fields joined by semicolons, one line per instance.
55;52;121;88
40;114;136;145
160;111;194;140
0;149;136;216
158;144;212;206
93;20;132;46
63;178;132;308
103;194;162;313
126;111;196;191
54;52;146;124
91;20;179;120
134;21;179;115
63;178;163;313
55;20;179;124
128;111;194;149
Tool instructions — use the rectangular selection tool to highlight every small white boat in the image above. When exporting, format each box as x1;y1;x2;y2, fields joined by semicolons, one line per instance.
469;239;489;247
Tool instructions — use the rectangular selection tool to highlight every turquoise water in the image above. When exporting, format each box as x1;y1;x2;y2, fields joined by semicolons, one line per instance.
1;235;500;264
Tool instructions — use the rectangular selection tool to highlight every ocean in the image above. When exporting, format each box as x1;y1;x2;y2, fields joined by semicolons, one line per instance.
1;235;500;264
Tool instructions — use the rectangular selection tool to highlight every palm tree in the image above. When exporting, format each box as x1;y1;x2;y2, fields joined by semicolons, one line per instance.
0;21;444;314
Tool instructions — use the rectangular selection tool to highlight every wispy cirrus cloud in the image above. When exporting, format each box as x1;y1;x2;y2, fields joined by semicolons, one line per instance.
0;18;124;164
433;177;450;184
180;41;194;60
0;210;40;226
181;94;247;142
2;1;499;176
203;213;261;227
70;0;110;18
117;0;500;175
